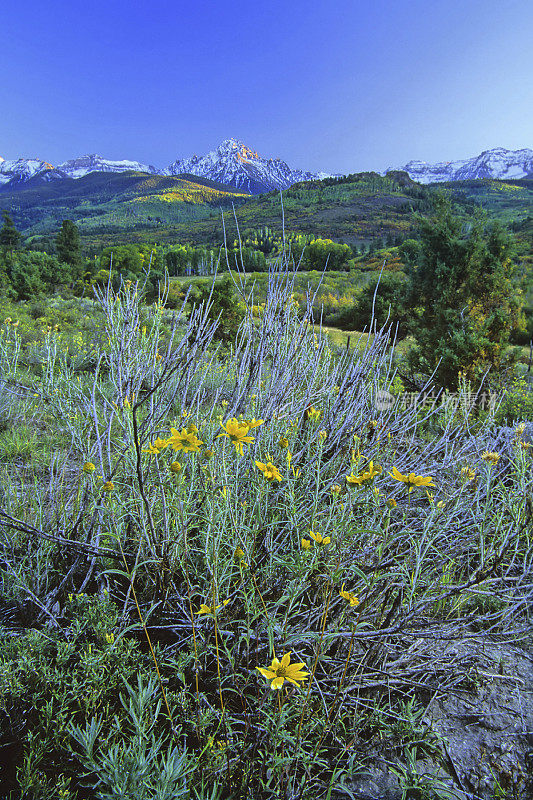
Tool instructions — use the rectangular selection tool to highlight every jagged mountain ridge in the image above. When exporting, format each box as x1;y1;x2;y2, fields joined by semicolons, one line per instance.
0;157;58;186
0;139;331;194
165;138;329;193
57;154;159;178
391;147;533;184
2;144;532;192
0;154;159;186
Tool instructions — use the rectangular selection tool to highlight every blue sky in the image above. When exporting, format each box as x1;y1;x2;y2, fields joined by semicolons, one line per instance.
1;0;532;173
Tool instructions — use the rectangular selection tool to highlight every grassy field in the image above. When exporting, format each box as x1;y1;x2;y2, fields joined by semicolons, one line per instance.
0;265;531;799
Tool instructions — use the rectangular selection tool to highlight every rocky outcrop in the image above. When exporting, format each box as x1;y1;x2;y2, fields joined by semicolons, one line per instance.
333;638;533;800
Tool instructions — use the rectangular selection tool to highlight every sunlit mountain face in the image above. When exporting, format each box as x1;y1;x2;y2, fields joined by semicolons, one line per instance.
164;138;332;193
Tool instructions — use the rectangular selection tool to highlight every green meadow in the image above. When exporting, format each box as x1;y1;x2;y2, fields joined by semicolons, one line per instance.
0;180;531;798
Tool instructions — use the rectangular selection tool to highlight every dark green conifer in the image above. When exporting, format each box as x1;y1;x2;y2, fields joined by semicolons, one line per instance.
0;211;22;253
56;219;82;273
404;197;523;389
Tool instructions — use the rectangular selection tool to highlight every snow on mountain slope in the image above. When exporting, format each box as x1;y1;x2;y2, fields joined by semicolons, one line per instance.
0;158;58;186
57;154;158;178
392;147;533;184
3;143;531;192
165;138;327;193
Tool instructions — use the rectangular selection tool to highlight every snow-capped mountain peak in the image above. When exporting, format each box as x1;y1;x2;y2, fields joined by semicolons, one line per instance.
4;143;530;192
57;154;158;178
0;141;328;192
390;147;533;184
0;157;57;186
165;138;328;194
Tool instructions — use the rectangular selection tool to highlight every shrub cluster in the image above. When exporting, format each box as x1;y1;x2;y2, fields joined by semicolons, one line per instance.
0;260;531;799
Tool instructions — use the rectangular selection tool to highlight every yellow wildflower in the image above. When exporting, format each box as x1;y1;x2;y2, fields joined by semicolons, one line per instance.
331;484;342;494
461;466;477;481
242;418;264;430
309;530;330;546
102;481;114;492
234;547;248;568
388;466;435;493
169;461;182;474
318;430;328;440
196;599;229;616
168;427;203;453
386;497;397;508
301;538;312;550
105;633;115;644
339;583;359;607
482;451;500;465
83;462;96;474
142;437;169;455
305;406;322;422
256;652;309;690
346;461;382;487
255;460;282;482
346;472;360;486
279;436;289;449
218;418;254;456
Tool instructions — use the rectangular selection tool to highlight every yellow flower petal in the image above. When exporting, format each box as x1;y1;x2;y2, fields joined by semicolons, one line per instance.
256;667;275;679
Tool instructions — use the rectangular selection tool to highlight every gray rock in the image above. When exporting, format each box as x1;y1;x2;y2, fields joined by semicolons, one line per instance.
425;640;533;800
332;639;533;800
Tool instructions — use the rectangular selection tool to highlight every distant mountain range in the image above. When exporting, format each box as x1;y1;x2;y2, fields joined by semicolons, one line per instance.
1;143;532;195
0;139;329;194
1;157;531;252
391;147;533;183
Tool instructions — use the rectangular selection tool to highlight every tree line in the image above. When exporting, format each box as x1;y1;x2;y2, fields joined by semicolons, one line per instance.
0;200;527;391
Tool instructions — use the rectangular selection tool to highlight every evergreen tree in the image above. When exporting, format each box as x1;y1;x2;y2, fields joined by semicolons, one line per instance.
404;197;523;389
192;277;244;342
56;219;82;274
9;255;45;299
0;211;21;253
